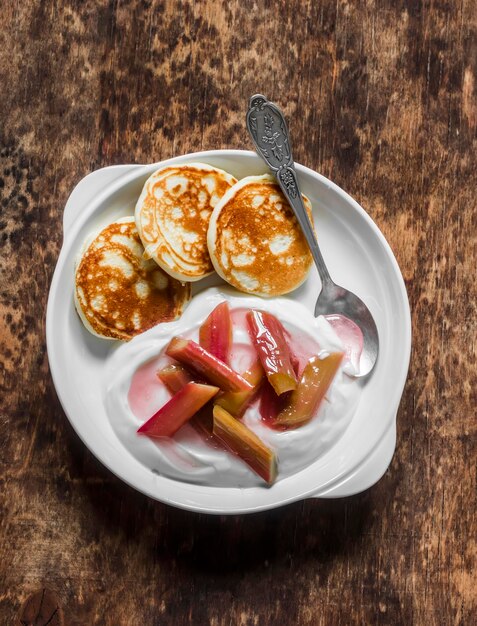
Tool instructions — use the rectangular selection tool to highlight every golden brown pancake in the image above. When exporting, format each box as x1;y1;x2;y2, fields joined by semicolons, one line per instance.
135;163;237;281
207;174;314;296
74;217;191;340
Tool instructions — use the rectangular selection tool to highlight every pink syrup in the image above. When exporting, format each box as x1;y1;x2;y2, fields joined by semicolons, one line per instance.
324;314;364;372
128;356;169;421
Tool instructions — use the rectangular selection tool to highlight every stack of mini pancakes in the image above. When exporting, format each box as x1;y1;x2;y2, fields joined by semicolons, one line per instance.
75;163;314;341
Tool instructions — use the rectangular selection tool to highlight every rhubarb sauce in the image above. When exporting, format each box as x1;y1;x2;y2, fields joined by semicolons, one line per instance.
105;288;362;488
324;314;364;374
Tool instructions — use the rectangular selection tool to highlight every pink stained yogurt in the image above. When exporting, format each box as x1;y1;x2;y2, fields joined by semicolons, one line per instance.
104;287;363;488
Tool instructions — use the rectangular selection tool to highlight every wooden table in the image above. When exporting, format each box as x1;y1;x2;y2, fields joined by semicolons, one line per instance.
1;2;476;624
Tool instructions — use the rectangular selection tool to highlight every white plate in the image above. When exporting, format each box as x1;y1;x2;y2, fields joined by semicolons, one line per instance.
46;150;411;514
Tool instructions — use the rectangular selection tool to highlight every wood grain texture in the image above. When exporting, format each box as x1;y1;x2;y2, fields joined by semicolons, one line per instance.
1;0;476;624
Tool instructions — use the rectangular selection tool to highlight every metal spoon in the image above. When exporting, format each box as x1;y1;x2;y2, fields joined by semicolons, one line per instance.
246;94;379;377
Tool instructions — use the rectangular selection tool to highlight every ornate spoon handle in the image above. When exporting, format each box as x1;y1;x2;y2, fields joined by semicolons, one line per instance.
246;94;332;285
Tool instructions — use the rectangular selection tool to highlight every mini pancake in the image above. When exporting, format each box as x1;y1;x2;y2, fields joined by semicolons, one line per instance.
207;174;314;297
74;217;191;340
135;163;237;281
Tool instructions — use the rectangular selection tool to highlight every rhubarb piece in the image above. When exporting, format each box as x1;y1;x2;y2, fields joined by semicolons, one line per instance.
287;341;302;377
324;314;364;373
215;359;264;417
199;301;232;364
157;363;193;394
258;379;288;429
166;337;253;393
246;310;298;395
157;365;215;439
212;405;278;484
191;405;215;439
137;382;219;438
275;353;343;428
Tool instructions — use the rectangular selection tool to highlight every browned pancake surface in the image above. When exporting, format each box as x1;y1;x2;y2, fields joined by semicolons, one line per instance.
75;219;190;340
209;177;314;296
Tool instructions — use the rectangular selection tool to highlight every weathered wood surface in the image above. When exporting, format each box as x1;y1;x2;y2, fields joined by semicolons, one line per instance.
1;1;476;624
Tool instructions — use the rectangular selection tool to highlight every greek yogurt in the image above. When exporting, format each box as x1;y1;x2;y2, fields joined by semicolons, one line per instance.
104;287;362;487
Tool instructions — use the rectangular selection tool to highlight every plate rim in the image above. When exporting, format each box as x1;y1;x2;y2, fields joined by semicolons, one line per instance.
46;149;411;514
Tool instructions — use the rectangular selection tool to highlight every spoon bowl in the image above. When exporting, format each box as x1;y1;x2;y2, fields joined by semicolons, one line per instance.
246;94;379;377
315;281;379;377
